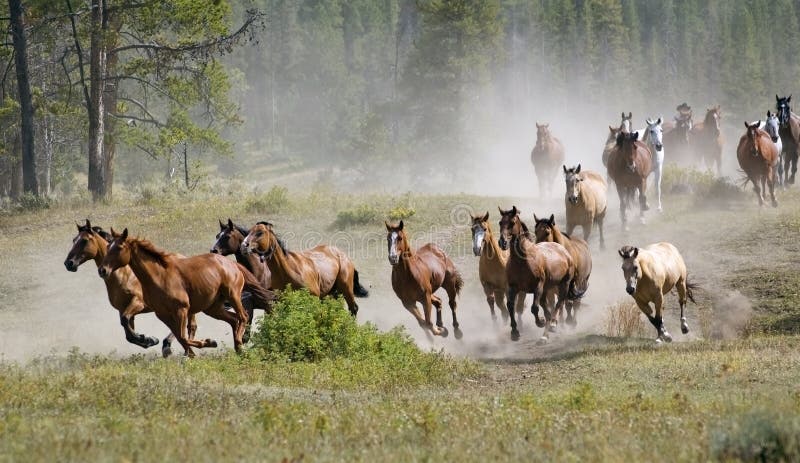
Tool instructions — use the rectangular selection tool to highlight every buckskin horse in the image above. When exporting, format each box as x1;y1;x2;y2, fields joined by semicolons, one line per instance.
562;164;607;249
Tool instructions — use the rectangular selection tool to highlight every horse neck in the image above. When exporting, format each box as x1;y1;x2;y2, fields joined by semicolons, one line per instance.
90;237;108;267
235;249;265;280
126;243;170;291
481;226;504;262
264;237;308;286
550;227;568;246
536;132;551;148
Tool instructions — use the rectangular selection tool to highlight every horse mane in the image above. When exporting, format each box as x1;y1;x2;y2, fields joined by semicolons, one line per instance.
91;227;113;243
233;223;250;238
257;221;288;254
129;237;174;267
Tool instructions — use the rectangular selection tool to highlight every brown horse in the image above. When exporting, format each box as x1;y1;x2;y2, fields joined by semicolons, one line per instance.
240;222;368;316
531;123;565;198
663;111;693;166
99;229;270;357
690;105;723;176
563;164;607;249
533;214;591;328
776;95;800;184
618;243;696;343
386;220;463;338
737;121;779;207
64;219;180;356
497;206;575;342
602;126;621;168
607;131;652;229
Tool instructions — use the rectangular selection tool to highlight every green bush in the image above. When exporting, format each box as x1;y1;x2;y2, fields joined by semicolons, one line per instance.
388;205;416;220
245;185;290;213
250;288;426;363
333;204;379;228
15;192;51;211
710;411;800;461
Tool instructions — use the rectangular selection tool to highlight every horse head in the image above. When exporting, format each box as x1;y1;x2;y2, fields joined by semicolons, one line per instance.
617;245;641;295
619;131;641;172
211;218;245;255
705;105;721;132
65;219;104;272
533;213;557;242
535;123;550;146
764;111;780;143
497;206;523;251
563;164;583;204
385;220;409;265
241;221;279;261
645;117;664;151
99;227;131;279
470;212;491;257
744;121;763;157
776;94;792;128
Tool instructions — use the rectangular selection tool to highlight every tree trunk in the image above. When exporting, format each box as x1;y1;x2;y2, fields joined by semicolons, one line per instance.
87;0;107;200
9;0;38;195
103;15;120;200
9;135;22;199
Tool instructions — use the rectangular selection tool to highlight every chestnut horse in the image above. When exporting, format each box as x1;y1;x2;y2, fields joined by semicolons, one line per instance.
563;164;607;248
690;105;723;176
533;214;591;328
737;121;779;207
240;222;368;316
64;219;178;356
498;206;575;343
776;95;800;184
602;126;621;168
386;220;463;338
531;123;565;198
99;229;271;357
618;243;696;343
607;131;652;229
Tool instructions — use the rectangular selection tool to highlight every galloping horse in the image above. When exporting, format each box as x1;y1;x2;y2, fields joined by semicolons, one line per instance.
531;123;565;198
64;220;175;355
607;131;652;229
636;118;665;211
386;220;463;338
602;126;621;168
99;229;265;357
240;222;368;316
563;164;607;249
753;112;784;187
776;95;800;184
497;206;575;342
690;105;723;176
533;214;591;328
618;243;696;343
737;121;779;207
663;111;693;166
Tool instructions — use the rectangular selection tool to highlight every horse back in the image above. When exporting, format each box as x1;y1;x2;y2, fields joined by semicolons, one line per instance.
642;242;687;291
534;241;573;283
416;243;451;287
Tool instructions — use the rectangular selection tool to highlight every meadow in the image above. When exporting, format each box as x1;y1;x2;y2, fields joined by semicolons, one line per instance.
1;170;800;462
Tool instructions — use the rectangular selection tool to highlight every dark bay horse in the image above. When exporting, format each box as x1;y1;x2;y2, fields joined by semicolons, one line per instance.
497;206;575;343
64;220;178;356
531;123;565;198
99;229;271;357
737;121;779;207
691;105;723;176
663;113;693;167
240;222;368;316
776;95;800;184
533;214;591;328
607;131;652;229
386;220;463;338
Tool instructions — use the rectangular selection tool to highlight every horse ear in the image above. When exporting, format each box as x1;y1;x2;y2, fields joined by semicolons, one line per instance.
744;121;749;129
627;112;632;119
219;219;225;230
110;227;118;238
498;206;504;215
398;220;404;231
576;164;581;173
385;221;392;232
618;248;626;258
563;164;568;174
789;95;792;102
511;205;518;215
777;94;781;102
609;125;615;133
767;110;772;117
621;112;624;119
85;218;92;230
657;117;662;125
482;211;489;222
632;132;639;141
533;213;539;222
646;117;653;125
632;247;638;258
227;218;234;229
121;228;129;240
549;214;555;225
76;222;82;231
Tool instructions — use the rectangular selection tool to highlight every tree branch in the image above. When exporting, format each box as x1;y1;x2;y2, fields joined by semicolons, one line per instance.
116;96;164;126
108;112;164;128
65;0;91;113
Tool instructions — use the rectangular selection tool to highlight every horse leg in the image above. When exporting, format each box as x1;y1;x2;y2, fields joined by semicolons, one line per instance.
162;312;196;358
783;151;791;185
651;292;670;342
633;299;661;342
493;289;509;323
423;293;445;337
506;286;521;341
791;149;798;184
401;300;431;337
445;282;463;340
532;286;550;344
768;170;778;208
676;280;690;335
655;161;663;212
482;282;498;321
119;301;159;348
596;216;606;250
431;294;444;329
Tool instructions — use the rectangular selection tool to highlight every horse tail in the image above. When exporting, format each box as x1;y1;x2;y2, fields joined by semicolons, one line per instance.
453;270;465;296
237;263;277;314
353;269;369;298
686;278;699;304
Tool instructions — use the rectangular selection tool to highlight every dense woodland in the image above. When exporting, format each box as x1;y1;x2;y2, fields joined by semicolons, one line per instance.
1;0;799;201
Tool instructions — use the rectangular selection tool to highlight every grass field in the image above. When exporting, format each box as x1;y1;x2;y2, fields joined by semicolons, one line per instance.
2;173;800;461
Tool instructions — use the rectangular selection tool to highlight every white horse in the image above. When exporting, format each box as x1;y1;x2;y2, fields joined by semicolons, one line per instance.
753;111;784;187
633;117;665;211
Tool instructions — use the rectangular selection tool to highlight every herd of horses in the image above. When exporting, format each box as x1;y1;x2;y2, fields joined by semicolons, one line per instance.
61;95;800;357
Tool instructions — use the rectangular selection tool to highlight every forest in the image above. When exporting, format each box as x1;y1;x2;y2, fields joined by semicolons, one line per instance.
0;0;798;202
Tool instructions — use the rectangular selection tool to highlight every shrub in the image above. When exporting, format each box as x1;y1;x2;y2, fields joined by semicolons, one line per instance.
245;185;290;214
15;192;51;211
251;288;426;363
660;164;745;205
604;301;650;338
710;411;800;461
388;205;416;221
333;204;379;228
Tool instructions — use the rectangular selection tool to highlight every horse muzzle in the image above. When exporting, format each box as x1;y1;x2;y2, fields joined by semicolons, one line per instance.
388;255;399;266
655;143;663;151
568;195;579;205
64;259;78;272
209;247;219;254
240;242;252;255
498;237;509;251
772;136;779;143
98;266;111;279
627;163;636;172
625;285;635;295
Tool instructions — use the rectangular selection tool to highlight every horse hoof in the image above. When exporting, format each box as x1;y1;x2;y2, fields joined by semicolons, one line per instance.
438;326;449;338
143;336;159;348
547;324;557;333
772;200;779;208
454;327;463;340
162;345;172;358
537;337;548;346
510;329;520;341
654;338;663;344
662;333;673;343
206;338;218;348
535;319;546;328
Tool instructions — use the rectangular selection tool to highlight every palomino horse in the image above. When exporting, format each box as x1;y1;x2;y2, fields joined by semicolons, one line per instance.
497;206;575;342
635;117;665;211
607;131;652;229
776;95;800;184
64;220;176;356
240;222;368;315
690;105;723;176
531;123;565;198
211;218;274;338
737;121;779;207
98;229;267;357
533;214;591;329
563;164;607;249
663;111;693;166
386;220;463;338
618;243;696;343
